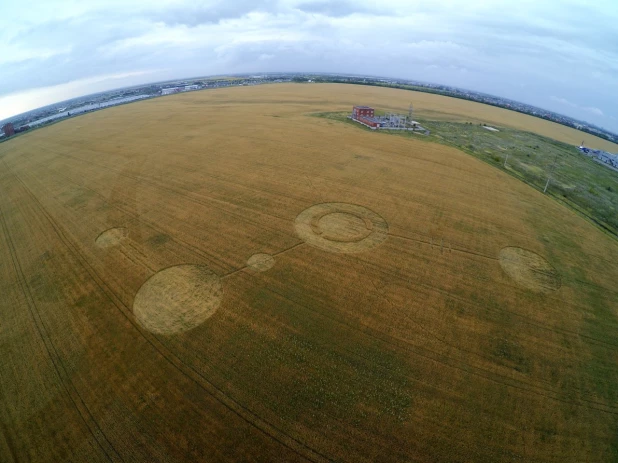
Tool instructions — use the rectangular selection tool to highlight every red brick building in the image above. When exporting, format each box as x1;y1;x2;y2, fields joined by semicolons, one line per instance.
352;106;381;128
352;106;375;119
2;123;15;137
356;116;380;128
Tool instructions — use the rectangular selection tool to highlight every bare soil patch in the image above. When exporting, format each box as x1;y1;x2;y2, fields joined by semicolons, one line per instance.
499;247;561;293
133;264;223;335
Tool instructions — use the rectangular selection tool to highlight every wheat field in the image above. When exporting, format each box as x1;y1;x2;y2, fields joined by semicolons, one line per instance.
1;83;617;462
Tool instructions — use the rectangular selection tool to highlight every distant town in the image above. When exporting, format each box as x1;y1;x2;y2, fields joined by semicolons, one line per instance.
2;72;617;149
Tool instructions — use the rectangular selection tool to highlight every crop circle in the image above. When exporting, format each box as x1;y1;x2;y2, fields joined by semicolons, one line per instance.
295;203;388;253
133;264;223;335
95;227;128;248
247;253;275;272
499;247;561;293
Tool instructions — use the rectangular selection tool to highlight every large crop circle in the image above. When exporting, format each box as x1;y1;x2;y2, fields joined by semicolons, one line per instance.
295;203;388;253
133;264;223;335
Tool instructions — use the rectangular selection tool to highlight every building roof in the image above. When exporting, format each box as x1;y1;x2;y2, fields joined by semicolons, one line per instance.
356;116;381;123
353;106;374;109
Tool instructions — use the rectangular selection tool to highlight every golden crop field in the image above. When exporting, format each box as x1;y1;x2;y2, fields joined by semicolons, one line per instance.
1;83;618;462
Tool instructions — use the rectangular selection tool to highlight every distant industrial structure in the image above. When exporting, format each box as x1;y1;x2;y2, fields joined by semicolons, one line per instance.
161;85;201;95
2;122;15;137
0;122;31;140
579;142;618;169
350;105;428;133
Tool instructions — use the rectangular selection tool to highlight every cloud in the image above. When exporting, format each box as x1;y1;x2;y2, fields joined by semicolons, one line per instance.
584;107;604;117
0;45;72;66
147;0;277;27
550;96;604;116
295;0;379;17
550;96;575;106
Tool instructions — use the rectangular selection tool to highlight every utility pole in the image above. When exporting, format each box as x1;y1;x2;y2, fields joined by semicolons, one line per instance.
504;153;509;168
544;153;559;193
543;176;551;193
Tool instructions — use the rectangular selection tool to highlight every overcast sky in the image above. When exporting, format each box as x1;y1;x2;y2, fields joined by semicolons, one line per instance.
1;0;617;131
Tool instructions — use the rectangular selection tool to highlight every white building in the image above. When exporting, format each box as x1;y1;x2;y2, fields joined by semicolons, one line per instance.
161;87;182;95
599;152;618;167
161;85;200;95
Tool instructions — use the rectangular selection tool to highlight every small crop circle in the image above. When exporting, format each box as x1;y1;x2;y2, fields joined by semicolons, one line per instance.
247;253;275;272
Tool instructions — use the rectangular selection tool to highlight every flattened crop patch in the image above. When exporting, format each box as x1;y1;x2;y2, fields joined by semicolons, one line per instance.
95;227;128;248
499;247;561;293
247;253;275;272
295;203;388;253
133;264;223;335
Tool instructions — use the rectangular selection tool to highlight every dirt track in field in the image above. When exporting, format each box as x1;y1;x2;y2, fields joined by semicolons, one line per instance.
1;83;618;462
